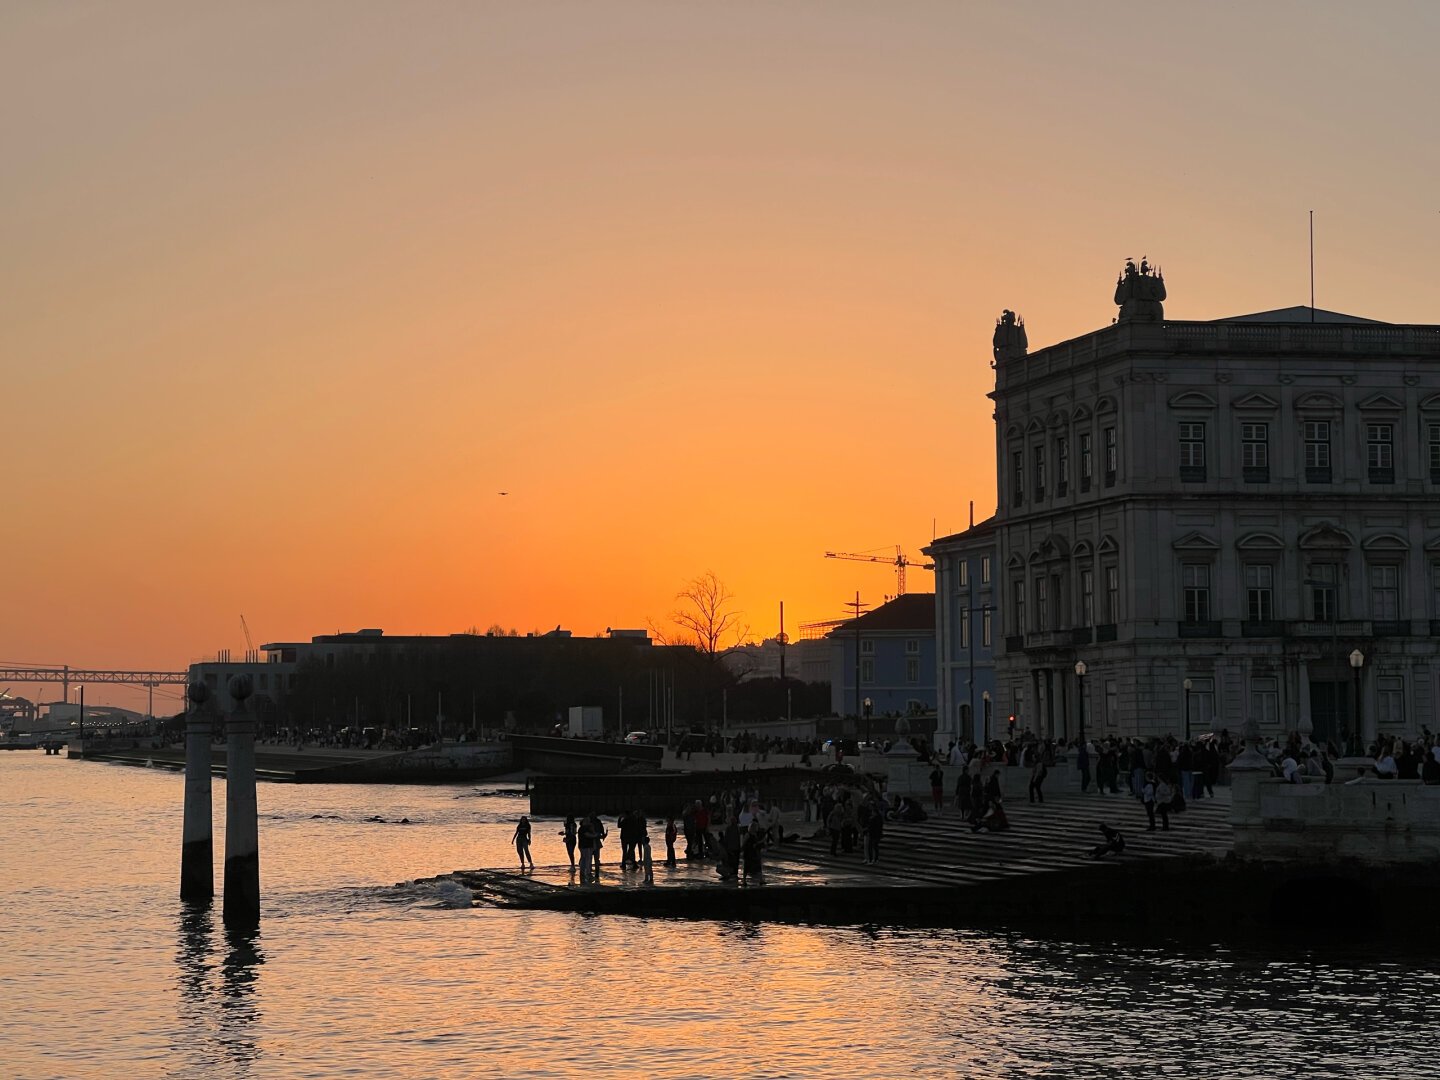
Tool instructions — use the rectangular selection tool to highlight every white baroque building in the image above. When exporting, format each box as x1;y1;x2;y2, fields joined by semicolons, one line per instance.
989;265;1440;747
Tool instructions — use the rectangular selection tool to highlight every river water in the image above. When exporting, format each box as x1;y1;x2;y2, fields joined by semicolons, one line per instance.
4;752;1438;1079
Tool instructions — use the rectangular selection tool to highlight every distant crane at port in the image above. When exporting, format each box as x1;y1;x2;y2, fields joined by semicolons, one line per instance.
824;545;935;596
240;615;256;662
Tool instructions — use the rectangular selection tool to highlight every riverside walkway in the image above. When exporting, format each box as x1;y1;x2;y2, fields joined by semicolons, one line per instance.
431;790;1235;928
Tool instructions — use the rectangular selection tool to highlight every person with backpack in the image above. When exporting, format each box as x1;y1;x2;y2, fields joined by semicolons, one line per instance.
1028;756;1048;804
1154;775;1173;832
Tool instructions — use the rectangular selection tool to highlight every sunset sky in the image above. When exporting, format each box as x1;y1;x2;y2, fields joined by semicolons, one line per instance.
4;2;1437;709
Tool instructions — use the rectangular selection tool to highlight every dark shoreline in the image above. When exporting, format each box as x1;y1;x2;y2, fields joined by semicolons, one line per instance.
441;855;1440;944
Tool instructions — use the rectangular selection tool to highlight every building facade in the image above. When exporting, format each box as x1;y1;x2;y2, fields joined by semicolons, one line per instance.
827;593;937;725
923;518;998;745
989;265;1440;745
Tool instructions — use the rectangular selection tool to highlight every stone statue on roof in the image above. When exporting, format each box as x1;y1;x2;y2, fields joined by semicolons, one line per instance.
1114;257;1166;322
993;309;1028;364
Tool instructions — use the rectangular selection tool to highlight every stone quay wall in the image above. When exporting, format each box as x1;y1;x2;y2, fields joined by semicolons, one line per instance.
297;743;513;783
1232;774;1440;862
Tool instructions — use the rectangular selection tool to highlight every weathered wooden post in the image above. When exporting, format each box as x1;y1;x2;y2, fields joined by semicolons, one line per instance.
181;681;214;901
223;674;260;928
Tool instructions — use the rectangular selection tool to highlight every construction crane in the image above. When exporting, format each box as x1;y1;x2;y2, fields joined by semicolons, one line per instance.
240;615;255;661
824;545;935;596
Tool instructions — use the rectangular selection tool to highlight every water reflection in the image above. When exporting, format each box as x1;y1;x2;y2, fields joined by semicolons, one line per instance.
170;901;265;1076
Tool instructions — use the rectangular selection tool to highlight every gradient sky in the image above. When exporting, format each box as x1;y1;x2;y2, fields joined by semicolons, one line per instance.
4;1;1437;708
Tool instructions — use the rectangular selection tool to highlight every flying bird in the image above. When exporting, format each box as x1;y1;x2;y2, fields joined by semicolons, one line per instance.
498;491;508;495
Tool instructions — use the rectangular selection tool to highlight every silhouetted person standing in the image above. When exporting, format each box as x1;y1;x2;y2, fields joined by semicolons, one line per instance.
561;814;577;869
512;815;534;870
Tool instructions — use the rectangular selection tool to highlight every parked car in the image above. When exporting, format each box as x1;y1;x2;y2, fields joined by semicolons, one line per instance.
623;730;651;745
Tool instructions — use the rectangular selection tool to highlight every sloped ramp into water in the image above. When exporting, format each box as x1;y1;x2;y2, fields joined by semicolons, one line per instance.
420;792;1241;929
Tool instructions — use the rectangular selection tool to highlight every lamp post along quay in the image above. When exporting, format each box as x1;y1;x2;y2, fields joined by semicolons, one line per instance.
1074;661;1087;745
1331;648;1373;782
1350;649;1366;754
223;675;260;928
181;682;214;901
1183;678;1193;742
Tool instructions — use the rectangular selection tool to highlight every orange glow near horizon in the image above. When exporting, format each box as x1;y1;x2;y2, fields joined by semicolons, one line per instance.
4;3;1437;707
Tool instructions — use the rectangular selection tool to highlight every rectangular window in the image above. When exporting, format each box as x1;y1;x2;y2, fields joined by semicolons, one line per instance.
958;560;968;588
1103;427;1117;485
1433;563;1440;618
959;608;970;649
1378;676;1405;729
1081;569;1095;627
1179;421;1206;480
1250;677;1279;728
1186;677;1216;730
1033;445;1046;499
1242;422;1269;481
1035;576;1049;631
981;555;991;584
1245;564;1273;622
981;608;992;647
1304;420;1331;482
1105;680;1118;730
1309;563;1338;622
1371;565;1399;621
860;659;874;684
1429;423;1440;483
1367;423;1394;482
1105;566;1119;623
1013;580;1026;634
1056;437;1070;495
1013;450;1025;506
1182;563;1211;622
905;657;920;684
1079;432;1093;492
860;639;874;655
905;638;919;654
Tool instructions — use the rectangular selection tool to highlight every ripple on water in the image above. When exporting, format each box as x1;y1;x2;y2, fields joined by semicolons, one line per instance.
7;755;1440;1079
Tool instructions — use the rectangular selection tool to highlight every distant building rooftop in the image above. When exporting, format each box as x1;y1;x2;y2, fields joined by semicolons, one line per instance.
927;516;997;550
828;593;935;636
1216;306;1387;325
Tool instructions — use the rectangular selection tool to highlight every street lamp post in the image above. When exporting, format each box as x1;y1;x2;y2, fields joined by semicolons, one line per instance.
1074;661;1087;745
1304;574;1341;740
77;684;85;742
982;690;991;744
863;697;873;748
1183;677;1193;742
1349;649;1365;755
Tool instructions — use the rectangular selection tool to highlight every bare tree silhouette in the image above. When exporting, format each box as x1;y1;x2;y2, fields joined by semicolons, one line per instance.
655;570;749;656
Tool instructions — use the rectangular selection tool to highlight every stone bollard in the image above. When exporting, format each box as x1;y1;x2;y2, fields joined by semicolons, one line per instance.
223;675;260;928
181;682;214;901
1227;746;1273;859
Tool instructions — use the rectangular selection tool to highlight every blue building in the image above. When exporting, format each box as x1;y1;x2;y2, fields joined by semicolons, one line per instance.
923;517;999;746
827;593;937;728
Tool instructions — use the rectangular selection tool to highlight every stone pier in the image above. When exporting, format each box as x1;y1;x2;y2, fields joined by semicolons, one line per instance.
222;675;260;928
180;682;214;901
